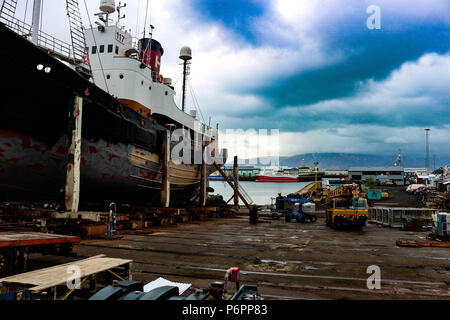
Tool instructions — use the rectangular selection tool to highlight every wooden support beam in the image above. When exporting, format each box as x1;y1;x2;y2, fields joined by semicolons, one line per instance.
65;95;83;212
200;145;207;206
233;156;239;206
213;162;251;209
161;129;171;207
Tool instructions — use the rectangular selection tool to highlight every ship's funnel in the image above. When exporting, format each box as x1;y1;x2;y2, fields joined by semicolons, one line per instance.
100;0;116;14
138;38;164;74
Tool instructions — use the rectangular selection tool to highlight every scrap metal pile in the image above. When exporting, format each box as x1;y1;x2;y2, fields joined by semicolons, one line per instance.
419;191;450;210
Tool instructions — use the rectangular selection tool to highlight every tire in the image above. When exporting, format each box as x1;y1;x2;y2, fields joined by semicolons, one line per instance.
309;215;317;223
272;212;280;220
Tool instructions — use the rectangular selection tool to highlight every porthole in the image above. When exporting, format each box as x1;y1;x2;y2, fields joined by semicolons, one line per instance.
165;91;168;96
37;64;44;71
44;67;51;73
106;74;111;79
141;80;144;86
149;86;152;91
119;74;124;79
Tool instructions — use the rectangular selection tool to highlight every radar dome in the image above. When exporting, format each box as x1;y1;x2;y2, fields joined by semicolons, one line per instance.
179;46;192;61
100;0;116;13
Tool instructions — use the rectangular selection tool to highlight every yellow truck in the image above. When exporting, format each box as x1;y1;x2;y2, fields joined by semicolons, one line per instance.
325;184;368;230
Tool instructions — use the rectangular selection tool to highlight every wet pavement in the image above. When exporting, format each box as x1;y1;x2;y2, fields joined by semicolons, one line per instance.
30;214;450;300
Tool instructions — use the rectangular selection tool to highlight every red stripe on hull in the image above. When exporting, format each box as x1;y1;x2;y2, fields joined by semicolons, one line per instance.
255;175;299;182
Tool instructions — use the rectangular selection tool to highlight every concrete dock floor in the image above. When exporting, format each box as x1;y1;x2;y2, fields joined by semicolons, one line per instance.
29;214;450;300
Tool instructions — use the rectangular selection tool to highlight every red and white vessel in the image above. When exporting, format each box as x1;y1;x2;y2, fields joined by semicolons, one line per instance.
255;169;299;182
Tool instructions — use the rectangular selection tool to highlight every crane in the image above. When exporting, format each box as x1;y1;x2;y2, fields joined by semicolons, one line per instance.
325;184;368;230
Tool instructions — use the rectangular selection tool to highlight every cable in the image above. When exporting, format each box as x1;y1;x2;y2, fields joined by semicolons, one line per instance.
173;74;183;87
83;0;108;91
187;78;206;124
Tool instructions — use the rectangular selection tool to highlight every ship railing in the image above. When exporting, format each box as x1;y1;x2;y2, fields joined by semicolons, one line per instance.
0;13;77;64
37;29;75;62
0;11;32;36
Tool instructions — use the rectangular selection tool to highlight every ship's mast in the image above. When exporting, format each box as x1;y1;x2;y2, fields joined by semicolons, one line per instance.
179;46;192;112
31;0;42;45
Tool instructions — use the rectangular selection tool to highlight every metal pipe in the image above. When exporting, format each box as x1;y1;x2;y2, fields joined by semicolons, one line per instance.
181;60;187;112
31;0;42;45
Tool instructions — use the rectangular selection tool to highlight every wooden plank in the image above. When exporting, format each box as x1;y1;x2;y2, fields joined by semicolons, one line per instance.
213;162;251;209
233;156;239;206
0;255;132;293
65;95;83;212
396;240;450;248
161;129;170;207
199;145;207;206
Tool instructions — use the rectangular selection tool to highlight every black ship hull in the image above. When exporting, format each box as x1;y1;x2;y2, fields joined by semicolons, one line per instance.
0;23;215;206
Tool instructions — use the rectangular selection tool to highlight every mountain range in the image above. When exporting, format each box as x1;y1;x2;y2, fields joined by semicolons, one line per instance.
235;153;448;170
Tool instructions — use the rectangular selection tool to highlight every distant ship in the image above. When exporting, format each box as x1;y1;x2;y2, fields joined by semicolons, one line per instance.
0;0;225;206
255;169;299;182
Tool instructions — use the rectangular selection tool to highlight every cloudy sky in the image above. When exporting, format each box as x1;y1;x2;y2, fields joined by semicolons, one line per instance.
14;0;450;161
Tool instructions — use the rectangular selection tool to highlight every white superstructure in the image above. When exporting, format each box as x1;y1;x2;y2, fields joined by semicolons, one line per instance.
84;2;213;138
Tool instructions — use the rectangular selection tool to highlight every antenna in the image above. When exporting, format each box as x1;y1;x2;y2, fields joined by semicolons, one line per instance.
179;46;192;112
395;149;402;167
116;2;126;23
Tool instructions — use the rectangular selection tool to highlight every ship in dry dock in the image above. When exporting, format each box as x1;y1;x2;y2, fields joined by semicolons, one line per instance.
0;0;226;207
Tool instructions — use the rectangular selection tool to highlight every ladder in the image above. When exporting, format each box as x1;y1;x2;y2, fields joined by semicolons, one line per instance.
65;0;92;78
0;0;18;18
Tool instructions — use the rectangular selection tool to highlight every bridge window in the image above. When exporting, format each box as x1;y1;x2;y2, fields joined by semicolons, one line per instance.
92;46;97;54
115;46;119;54
99;45;105;53
108;44;113;53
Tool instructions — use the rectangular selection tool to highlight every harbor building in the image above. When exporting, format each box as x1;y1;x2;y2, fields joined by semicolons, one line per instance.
223;166;261;177
348;166;405;186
